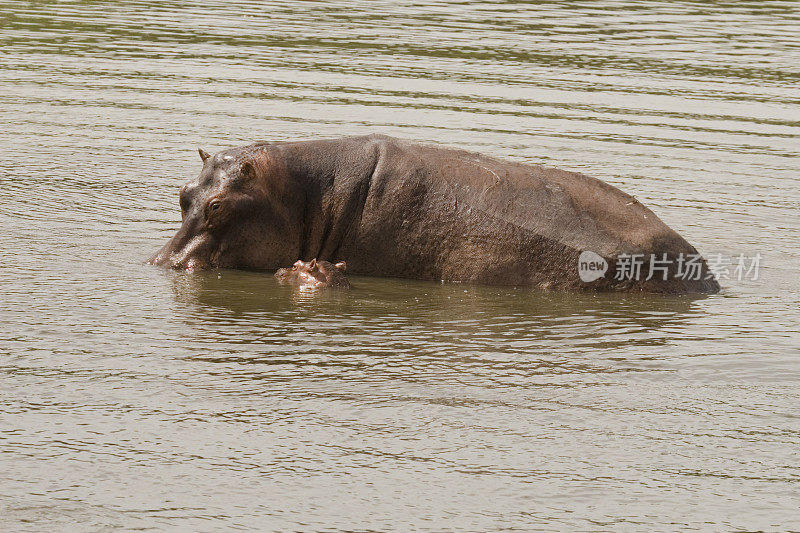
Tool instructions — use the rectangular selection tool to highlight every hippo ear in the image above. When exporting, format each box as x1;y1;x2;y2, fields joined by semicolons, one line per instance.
335;261;346;272
241;160;256;180
198;148;211;163
309;258;317;270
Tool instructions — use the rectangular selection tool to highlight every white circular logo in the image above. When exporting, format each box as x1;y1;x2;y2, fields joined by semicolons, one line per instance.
578;250;608;282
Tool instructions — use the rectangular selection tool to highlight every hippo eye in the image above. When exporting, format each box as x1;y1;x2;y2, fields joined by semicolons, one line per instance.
209;199;222;211
291;265;298;271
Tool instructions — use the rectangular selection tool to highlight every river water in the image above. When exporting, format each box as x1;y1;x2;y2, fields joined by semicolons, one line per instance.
1;1;799;531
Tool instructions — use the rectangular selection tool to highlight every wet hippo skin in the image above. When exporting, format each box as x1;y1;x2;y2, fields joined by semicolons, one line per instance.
148;134;719;293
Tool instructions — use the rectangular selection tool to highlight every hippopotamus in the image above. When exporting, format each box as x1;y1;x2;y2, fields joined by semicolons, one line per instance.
148;134;719;293
275;259;350;290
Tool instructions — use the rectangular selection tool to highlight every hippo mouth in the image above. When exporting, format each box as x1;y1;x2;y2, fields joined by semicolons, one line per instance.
148;231;220;271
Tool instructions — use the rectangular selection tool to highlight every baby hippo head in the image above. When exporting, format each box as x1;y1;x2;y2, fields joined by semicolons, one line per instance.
275;259;350;290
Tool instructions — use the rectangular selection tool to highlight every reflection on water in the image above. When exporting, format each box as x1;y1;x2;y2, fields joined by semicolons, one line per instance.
170;270;709;377
1;0;799;531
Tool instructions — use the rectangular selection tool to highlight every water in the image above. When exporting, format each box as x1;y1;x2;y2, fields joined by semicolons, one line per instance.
1;1;799;530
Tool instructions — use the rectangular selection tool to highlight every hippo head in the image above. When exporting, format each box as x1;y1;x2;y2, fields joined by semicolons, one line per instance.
148;146;303;270
275;259;350;290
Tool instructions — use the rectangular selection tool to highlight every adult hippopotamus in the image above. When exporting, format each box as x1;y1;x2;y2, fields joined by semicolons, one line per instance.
148;134;719;293
275;259;350;290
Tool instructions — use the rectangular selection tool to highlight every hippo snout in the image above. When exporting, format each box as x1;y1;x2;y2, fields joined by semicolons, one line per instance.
148;228;216;271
